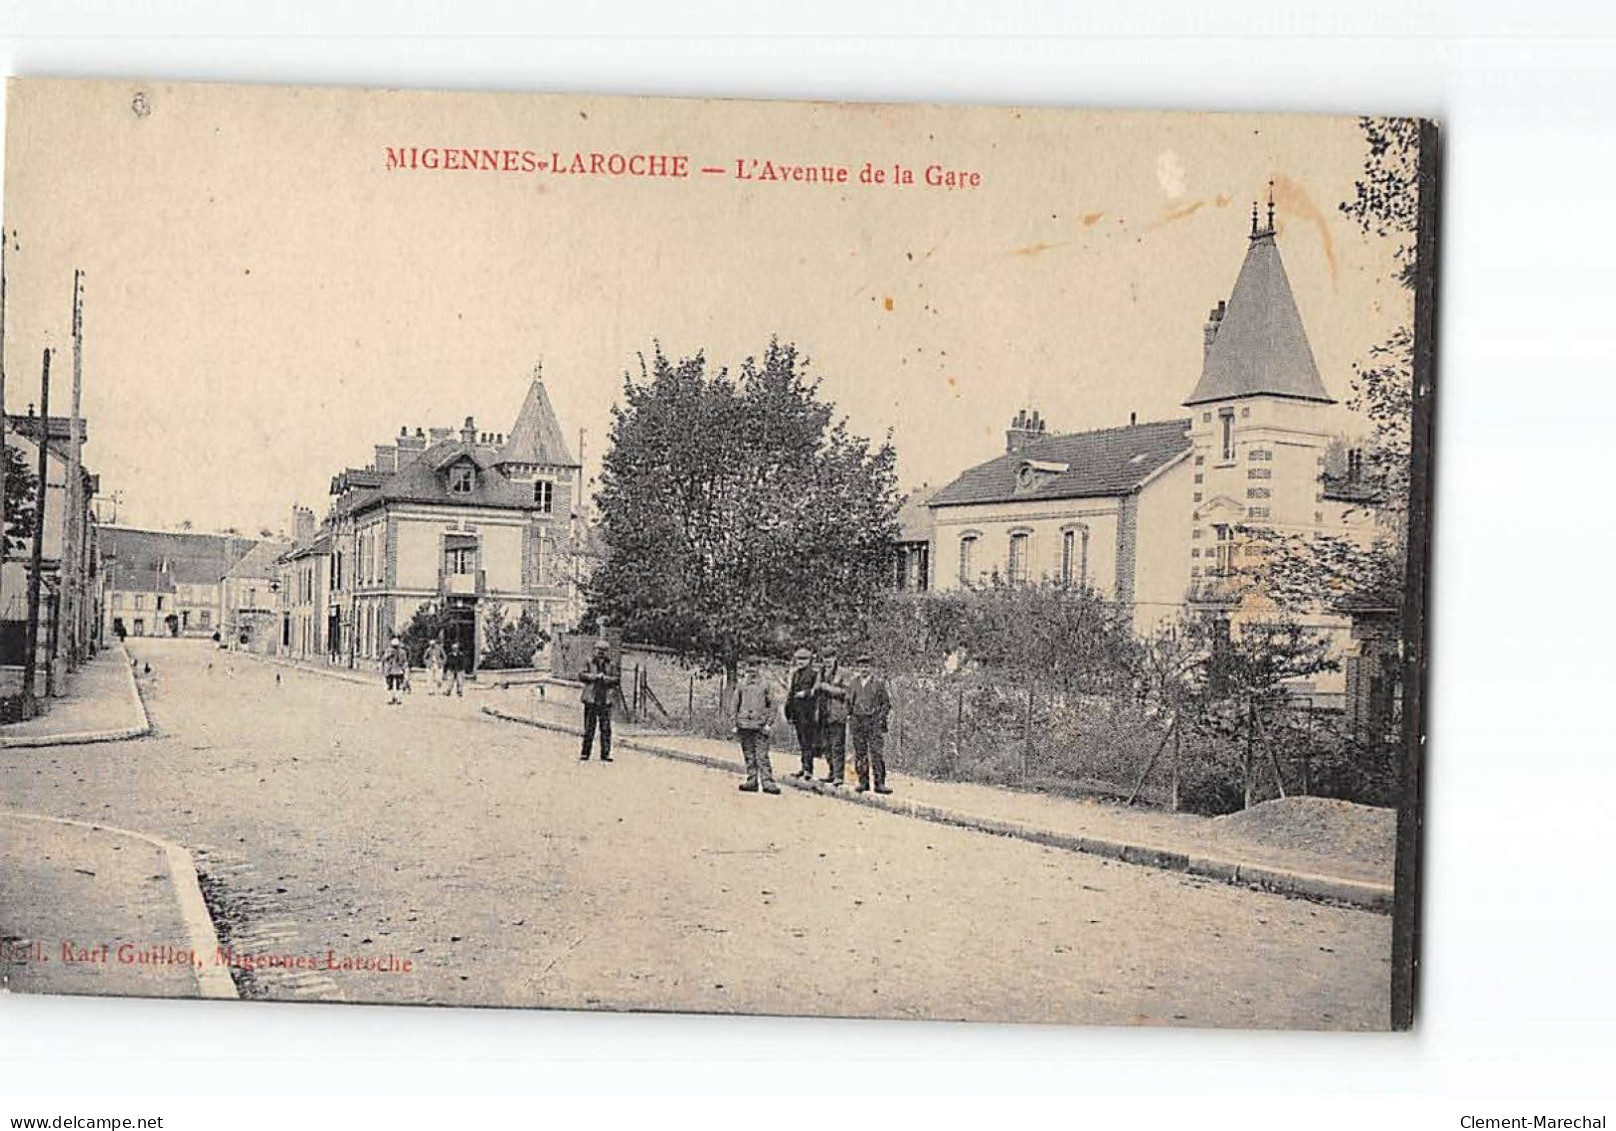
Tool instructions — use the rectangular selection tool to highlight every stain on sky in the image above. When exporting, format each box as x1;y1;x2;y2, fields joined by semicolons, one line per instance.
1271;174;1338;284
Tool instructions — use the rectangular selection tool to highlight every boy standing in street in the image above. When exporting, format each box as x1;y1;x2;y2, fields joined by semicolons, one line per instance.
734;658;780;794
578;639;620;762
424;635;447;694
382;635;409;706
784;647;819;780
443;640;466;697
847;655;893;794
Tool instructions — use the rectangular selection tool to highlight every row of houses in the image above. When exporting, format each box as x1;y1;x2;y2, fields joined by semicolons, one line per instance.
97;525;272;642
0;409;101;707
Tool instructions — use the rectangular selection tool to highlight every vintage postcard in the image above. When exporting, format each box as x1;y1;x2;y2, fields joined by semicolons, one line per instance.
0;79;1435;1029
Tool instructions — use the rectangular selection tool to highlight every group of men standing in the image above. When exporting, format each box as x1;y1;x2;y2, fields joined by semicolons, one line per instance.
573;641;894;798
736;647;892;796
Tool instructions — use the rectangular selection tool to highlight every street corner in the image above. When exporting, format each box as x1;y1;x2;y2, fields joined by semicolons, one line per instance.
0;811;235;1000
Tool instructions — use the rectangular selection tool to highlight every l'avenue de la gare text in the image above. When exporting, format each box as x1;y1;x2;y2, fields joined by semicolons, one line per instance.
382;147;983;188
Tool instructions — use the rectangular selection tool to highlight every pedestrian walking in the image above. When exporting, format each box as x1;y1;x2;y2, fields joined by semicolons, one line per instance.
733;658;780;794
424;635;447;693
577;639;620;762
814;650;849;787
784;647;819;780
381;635;409;705
443;640;466;697
847;655;893;794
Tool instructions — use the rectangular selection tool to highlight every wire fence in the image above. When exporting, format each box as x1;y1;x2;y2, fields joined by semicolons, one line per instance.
614;648;1398;815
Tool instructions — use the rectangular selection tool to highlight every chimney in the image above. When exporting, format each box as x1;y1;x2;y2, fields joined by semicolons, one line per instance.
396;428;427;468
1203;300;1227;359
1129;411;1137;427
1005;408;1050;454
374;444;398;474
292;505;316;545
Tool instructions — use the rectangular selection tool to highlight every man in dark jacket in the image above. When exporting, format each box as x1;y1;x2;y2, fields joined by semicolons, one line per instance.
784;647;819;780
846;655;893;794
578;639;620;762
813;651;848;787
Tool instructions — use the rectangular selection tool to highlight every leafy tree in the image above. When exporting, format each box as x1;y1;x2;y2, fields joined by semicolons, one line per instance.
588;338;901;689
3;442;38;555
862;582;1137;693
398;601;456;668
480;602;551;670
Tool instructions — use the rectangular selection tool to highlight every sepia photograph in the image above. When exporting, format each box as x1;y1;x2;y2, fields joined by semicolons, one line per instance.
0;78;1434;1032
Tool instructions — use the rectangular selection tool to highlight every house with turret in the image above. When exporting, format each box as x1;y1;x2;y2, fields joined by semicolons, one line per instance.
920;204;1377;696
283;369;583;671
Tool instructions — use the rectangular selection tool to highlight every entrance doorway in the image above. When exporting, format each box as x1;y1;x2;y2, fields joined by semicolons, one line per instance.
445;598;477;672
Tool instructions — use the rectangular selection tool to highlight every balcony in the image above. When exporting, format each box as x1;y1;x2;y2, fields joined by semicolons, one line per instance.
439;569;486;598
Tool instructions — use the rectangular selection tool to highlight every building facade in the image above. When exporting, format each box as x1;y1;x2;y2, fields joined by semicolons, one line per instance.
1;411;101;699
220;537;292;652
307;373;583;671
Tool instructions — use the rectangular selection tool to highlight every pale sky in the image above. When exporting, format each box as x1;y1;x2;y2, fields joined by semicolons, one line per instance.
1;80;1409;534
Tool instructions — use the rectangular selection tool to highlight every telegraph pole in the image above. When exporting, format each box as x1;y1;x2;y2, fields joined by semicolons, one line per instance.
1;226;11;575
64;269;85;669
22;348;50;711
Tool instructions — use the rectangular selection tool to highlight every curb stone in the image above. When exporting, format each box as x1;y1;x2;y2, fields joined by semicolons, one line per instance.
0;645;153;749
481;703;1394;914
0;810;238;999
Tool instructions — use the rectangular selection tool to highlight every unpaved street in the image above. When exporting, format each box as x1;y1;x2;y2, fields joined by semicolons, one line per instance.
0;639;1390;1027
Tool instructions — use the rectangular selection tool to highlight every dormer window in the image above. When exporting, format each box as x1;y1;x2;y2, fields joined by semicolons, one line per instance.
1014;458;1069;494
449;463;476;495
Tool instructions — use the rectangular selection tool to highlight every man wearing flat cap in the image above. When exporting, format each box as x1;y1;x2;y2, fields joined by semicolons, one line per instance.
846;654;893;794
577;638;621;762
784;647;820;780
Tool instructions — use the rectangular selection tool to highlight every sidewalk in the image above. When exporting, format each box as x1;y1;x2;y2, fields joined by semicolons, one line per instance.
481;682;1395;912
0;811;236;998
238;652;1392;911
0;646;150;748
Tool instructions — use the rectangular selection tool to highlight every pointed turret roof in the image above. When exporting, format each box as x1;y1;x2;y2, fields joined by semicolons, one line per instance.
497;368;578;468
1183;209;1333;407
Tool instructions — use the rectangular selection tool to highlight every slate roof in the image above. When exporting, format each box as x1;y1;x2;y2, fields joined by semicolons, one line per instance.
1183;228;1333;407
350;440;537;514
285;530;333;560
111;566;174;594
898;485;939;542
224;538;292;581
498;377;577;468
927;419;1192;508
100;527;257;586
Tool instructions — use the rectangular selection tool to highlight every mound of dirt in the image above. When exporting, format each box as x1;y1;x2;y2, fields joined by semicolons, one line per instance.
1212;796;1396;874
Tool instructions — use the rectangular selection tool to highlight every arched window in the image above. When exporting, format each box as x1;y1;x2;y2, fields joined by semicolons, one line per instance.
958;533;979;586
1007;530;1031;585
1061;525;1090;588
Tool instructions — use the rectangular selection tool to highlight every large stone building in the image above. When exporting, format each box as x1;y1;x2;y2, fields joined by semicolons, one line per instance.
920;208;1377;692
282;372;583;670
99;527;258;639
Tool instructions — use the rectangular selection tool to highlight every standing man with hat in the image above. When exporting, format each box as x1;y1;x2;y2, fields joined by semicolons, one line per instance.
381;635;410;706
578;639;620;762
813;650;849;787
847;655;894;794
784;647;820;780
